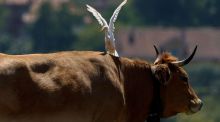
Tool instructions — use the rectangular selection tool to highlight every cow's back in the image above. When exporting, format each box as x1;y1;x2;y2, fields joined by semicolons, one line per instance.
0;51;126;122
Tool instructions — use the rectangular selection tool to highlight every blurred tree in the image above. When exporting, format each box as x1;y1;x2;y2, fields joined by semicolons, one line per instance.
207;0;220;26
0;34;12;52
30;3;81;53
6;36;33;54
0;7;11;52
70;0;90;6
0;6;33;54
6;5;29;37
0;7;10;32
0;30;33;54
74;25;104;51
104;0;141;26
133;0;220;27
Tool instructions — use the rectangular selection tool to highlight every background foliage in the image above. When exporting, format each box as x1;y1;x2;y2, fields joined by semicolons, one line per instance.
133;0;220;27
0;0;219;121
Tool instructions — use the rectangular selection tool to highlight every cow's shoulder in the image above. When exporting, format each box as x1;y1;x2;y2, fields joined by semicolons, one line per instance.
0;55;28;77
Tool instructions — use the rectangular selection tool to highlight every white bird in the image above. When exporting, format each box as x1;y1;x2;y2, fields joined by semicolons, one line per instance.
86;0;127;57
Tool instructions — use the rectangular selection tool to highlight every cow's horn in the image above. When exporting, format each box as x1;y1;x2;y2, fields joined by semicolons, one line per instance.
153;45;159;57
171;45;197;66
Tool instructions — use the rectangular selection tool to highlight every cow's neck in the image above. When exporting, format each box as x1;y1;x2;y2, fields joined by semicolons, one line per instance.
120;58;155;121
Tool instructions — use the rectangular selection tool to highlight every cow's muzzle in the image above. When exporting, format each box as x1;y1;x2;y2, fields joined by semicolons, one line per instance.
187;99;203;114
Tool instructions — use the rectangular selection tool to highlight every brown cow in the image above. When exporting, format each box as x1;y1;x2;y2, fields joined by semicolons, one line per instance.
0;48;202;122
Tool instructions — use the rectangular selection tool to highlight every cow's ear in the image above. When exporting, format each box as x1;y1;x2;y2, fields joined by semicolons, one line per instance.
151;64;171;85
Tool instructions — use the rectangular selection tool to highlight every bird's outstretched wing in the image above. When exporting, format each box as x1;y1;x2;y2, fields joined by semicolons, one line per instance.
86;4;108;29
109;0;127;32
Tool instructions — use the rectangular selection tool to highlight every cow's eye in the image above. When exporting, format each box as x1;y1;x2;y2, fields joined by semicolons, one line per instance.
179;76;188;82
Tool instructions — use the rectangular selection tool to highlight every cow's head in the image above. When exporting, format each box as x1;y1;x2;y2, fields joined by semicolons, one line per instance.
151;46;203;117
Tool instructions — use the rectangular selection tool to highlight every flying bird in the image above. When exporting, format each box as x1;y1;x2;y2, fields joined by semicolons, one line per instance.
86;0;127;57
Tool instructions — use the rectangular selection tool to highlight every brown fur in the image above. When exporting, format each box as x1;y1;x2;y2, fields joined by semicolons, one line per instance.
0;51;201;122
153;52;202;117
154;52;178;64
